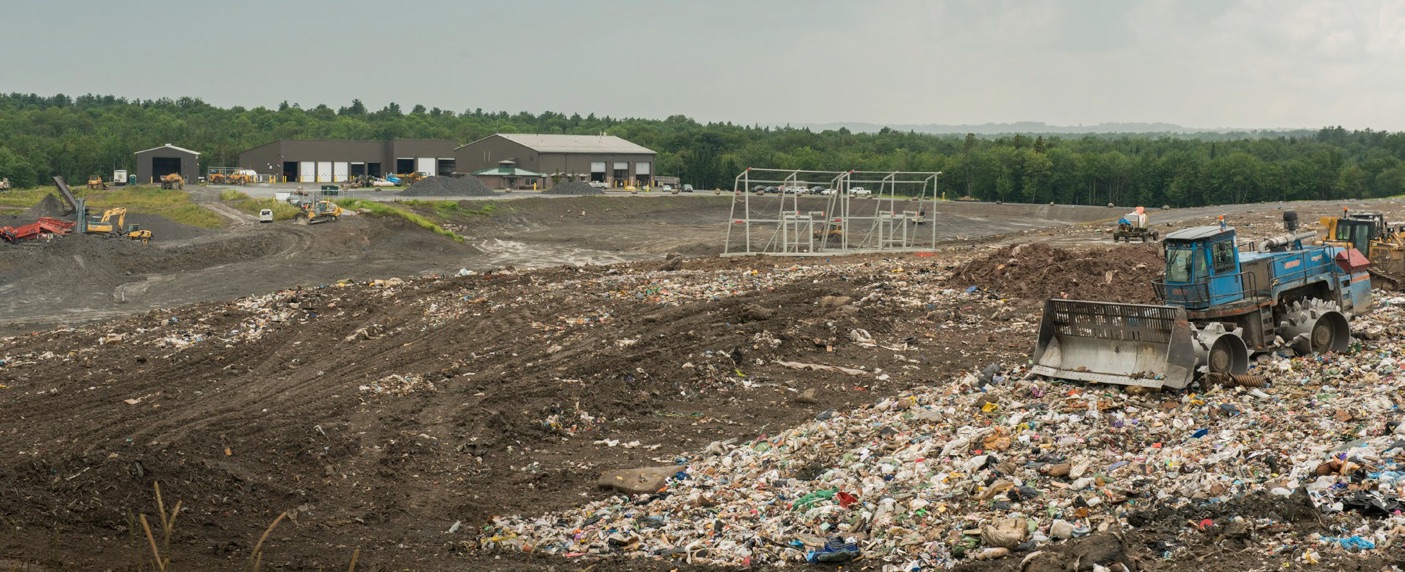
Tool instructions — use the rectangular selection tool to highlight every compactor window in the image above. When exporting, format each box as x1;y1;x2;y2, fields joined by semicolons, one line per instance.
1166;244;1195;282
1211;241;1235;274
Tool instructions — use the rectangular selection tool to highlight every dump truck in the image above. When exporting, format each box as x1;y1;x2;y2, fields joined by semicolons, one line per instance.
1320;210;1405;290
1032;211;1372;389
1112;206;1158;242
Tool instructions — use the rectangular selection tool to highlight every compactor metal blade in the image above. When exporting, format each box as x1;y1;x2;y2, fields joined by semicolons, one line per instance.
1030;300;1198;389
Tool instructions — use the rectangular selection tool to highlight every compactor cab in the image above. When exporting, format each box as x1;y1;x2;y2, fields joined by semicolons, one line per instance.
1033;211;1363;389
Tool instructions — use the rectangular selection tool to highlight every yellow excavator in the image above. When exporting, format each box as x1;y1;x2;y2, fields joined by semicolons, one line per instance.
87;176;109;190
1320;209;1405;289
86;207;153;244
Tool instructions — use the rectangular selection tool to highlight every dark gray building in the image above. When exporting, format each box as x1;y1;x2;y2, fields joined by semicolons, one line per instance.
238;139;457;183
135;144;201;185
454;134;656;187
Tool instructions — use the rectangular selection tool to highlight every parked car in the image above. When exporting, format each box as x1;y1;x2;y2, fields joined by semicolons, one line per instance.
810;186;826;195
661;184;674;192
588;181;609;189
820;188;837;196
850;187;872;197
258;209;274;223
682;184;694;192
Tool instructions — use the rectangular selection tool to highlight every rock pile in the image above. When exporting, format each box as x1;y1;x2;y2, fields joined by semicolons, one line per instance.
399;176;496;197
543;181;604;196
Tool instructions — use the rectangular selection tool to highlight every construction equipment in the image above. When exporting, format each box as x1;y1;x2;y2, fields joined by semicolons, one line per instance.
386;172;425;186
0;178;10;191
1319;209;1405;290
1112;206;1159;242
0;217;75;242
87;176;109;190
84;207;151;242
290;190;343;225
51;176;152;243
1032;211;1372;389
160;173;184;190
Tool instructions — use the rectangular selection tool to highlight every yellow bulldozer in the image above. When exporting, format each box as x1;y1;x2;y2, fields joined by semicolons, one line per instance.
1320;209;1405;289
85;207;152;244
87;176;109;190
160;173;184;190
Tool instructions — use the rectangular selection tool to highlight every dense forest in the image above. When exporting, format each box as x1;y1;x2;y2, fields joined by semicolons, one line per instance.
3;92;1405;207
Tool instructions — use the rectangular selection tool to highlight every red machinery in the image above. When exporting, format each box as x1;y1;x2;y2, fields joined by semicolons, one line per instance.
0;217;75;242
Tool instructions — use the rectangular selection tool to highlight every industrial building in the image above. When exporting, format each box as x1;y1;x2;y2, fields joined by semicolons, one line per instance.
471;160;547;190
135;144;201;185
237;139;457;183
454;134;656;187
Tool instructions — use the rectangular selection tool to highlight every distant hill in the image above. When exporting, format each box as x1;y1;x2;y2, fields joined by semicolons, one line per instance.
798;121;1306;136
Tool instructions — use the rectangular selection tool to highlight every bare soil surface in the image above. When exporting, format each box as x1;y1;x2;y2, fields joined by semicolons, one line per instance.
0;194;1398;570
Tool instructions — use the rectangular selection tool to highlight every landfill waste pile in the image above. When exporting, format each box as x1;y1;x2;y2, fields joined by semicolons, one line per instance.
399;175;496;197
0;249;1041;570
543;181;606;196
950;243;1164;304
479;295;1405;569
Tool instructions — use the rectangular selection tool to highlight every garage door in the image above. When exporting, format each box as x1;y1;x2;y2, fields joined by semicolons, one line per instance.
299;162;315;183
416;158;436;176
613;162;628;170
333;162;349;182
590;162;606;173
635;162;651;175
317;162;332;183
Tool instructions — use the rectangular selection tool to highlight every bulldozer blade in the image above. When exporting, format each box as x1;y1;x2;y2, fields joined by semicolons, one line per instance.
1031;299;1199;389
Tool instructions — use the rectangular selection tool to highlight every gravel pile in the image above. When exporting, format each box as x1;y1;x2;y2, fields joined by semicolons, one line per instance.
542;181;603;196
399;176;496;198
23;194;68;218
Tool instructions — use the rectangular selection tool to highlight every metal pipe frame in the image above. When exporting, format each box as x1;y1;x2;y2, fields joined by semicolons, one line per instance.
724;167;943;257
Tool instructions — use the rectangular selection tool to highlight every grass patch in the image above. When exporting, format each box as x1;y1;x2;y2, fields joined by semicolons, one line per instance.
219;190;304;221
333;199;464;243
0;188;54;209
398;199;501;218
0;185;223;228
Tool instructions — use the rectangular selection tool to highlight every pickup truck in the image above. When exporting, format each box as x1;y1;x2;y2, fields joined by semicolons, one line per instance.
850;187;872;197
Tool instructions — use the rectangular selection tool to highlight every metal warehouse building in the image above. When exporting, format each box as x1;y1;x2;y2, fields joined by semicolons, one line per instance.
454;134;656;187
237;139;457;183
135;144;201;185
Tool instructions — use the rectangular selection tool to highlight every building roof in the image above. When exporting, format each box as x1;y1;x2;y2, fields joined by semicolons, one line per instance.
135;143;200;156
471;164;547;177
460;134;655;155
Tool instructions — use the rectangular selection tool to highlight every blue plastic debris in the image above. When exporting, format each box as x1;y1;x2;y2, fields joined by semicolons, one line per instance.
1324;536;1376;551
807;536;860;563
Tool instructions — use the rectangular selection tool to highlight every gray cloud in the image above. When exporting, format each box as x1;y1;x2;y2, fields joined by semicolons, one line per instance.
2;0;1403;130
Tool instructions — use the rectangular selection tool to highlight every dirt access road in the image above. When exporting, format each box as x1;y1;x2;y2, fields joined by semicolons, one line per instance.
0;193;1116;335
0;193;1391;571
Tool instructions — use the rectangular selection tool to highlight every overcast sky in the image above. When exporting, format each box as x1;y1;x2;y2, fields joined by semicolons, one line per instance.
7;0;1405;130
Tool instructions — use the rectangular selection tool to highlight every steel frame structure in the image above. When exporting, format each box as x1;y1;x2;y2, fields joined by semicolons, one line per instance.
723;168;943;256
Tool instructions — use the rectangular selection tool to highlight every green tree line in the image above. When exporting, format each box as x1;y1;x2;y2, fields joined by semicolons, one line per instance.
3;92;1405;206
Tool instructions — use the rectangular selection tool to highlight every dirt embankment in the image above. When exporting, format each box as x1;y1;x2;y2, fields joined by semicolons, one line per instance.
949;242;1165;303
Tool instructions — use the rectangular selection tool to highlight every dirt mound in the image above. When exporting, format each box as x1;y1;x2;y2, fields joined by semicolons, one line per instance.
399;176;496;197
950;242;1164;303
543;181;604;196
21;193;68;218
126;213;208;241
